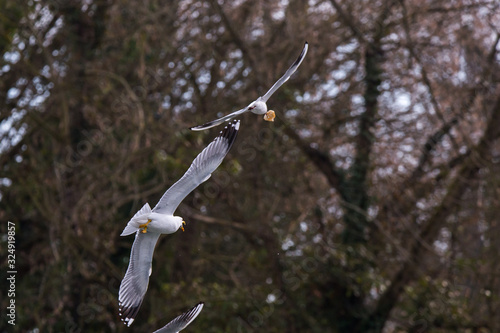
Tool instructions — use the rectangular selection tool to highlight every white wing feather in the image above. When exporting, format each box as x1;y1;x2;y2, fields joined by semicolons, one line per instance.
119;231;161;326
190;108;246;131
152;120;239;215
152;302;204;333
120;202;152;236
261;41;309;102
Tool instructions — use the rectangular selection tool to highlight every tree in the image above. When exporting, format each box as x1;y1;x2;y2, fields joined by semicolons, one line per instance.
1;0;500;332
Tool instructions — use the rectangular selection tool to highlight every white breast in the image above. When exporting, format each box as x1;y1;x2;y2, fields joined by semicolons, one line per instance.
147;213;183;234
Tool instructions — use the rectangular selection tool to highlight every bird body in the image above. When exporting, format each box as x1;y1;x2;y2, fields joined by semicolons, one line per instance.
118;121;240;327
143;214;184;234
120;205;184;236
248;99;268;115
190;42;308;131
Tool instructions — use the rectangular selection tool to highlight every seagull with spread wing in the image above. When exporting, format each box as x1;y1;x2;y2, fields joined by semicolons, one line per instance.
119;121;240;327
190;42;308;131
152;302;204;333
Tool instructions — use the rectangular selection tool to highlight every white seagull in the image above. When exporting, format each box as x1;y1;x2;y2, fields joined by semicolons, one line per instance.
152;302;204;333
119;121;240;327
190;42;308;131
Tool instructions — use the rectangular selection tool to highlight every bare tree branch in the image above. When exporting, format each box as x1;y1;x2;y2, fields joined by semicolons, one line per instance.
371;93;500;327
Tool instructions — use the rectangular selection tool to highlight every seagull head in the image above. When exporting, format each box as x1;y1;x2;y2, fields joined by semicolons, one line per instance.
173;216;185;232
247;99;267;115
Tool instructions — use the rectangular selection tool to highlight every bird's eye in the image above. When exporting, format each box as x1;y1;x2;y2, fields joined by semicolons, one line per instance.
248;105;255;110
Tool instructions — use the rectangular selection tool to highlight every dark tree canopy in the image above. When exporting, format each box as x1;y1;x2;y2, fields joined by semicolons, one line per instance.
1;0;500;332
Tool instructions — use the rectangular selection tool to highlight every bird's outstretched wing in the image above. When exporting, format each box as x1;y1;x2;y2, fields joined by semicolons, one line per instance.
119;231;161;327
261;41;308;102
153;120;240;215
152;302;204;333
190;107;246;131
190;42;308;131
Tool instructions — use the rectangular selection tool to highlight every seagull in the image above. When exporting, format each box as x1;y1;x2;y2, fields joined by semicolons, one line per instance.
152;302;204;333
190;42;308;131
118;121;240;327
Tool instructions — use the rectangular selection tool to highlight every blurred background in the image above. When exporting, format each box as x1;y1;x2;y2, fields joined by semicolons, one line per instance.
1;0;500;332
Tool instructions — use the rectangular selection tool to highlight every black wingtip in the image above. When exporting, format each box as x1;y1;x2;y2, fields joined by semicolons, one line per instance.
119;298;145;327
289;42;308;69
299;41;308;57
185;302;205;317
190;119;220;131
174;302;205;326
218;120;240;149
191;301;205;309
119;304;140;327
190;123;207;131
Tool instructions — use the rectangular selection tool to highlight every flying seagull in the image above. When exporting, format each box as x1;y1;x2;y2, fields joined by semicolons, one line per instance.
190;42;308;131
119;121;240;327
152;302;204;333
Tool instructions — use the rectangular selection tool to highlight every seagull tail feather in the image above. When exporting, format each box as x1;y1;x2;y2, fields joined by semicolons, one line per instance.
120;203;152;236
